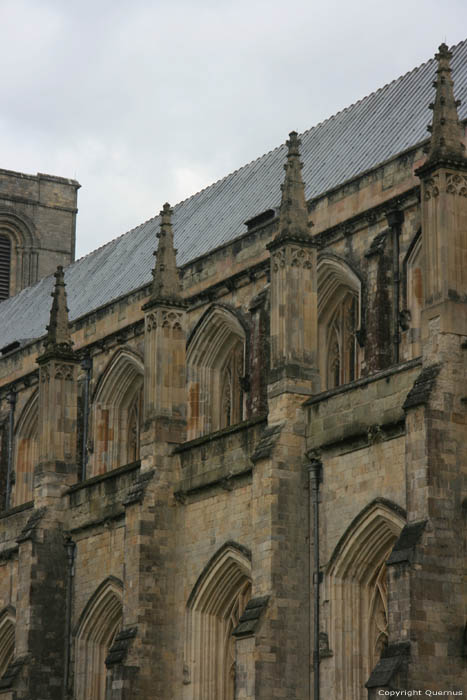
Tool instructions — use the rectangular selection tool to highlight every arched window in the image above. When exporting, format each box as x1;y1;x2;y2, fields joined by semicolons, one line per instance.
74;578;123;700
318;257;361;390
0;607;15;678
184;543;252;700
187;306;247;439
13;392;38;506
0;234;11;301
0;211;39;298
90;350;144;475
322;500;405;700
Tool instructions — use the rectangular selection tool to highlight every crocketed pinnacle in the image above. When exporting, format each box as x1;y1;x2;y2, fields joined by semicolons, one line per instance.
150;203;182;302
425;43;466;166
276;131;311;242
43;265;73;354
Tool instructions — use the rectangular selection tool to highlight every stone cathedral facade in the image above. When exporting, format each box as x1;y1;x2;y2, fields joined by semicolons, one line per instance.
0;42;466;700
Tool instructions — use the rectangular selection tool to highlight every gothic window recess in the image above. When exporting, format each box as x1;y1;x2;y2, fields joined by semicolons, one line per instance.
184;545;251;700
325;292;358;389
74;579;123;700
187;307;246;439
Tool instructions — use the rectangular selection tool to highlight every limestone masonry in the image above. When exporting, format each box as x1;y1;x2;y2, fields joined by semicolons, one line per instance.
0;42;466;699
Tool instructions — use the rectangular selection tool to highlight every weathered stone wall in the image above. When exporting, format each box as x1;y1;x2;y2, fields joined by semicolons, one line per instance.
0;168;79;299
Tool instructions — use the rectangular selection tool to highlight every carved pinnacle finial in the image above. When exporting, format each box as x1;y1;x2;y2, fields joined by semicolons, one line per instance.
150;203;182;302
276;131;311;242
425;42;466;166
43;265;73;354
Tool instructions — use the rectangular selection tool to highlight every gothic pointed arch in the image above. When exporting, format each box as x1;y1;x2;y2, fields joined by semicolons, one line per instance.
184;542;252;700
317;255;362;389
186;305;248;438
91;348;144;475
323;499;405;700
0;208;39;299
13;390;38;506
0;606;15;678
74;577;123;700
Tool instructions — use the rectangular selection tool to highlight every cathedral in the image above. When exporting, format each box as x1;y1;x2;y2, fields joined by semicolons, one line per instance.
0;41;466;699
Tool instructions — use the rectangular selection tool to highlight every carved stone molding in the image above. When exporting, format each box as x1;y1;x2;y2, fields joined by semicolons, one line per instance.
54;363;74;381
145;309;184;331
290;247;313;269
424;175;439;200
446;172;467;196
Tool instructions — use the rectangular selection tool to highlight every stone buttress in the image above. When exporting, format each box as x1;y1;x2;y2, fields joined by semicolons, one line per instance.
106;204;187;698
250;133;319;699
4;266;79;699
368;44;467;695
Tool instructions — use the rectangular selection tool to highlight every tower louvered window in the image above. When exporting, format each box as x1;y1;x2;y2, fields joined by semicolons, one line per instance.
0;235;11;301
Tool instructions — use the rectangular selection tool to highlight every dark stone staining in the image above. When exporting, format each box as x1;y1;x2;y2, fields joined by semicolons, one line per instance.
402;364;441;410
17;507;47;543
386;520;427;565
0;421;8;509
365;231;393;373
123;469;155;506
248;289;269;417
232;595;270;637
366;641;410;689
0;655;28;690
106;627;138;667
251;423;284;463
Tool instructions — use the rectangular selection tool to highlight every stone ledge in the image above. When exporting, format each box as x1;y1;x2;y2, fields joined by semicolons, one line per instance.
233;595;270;638
365;641;410;689
387;520;427;566
175;466;252;500
304;357;422;407
67;461;140;495
0;654;29;691
106;627;137;667
402;364;441;410
16;507;46;544
174;415;267;453
0;500;34;520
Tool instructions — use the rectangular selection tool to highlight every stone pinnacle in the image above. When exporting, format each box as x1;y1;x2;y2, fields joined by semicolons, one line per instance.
150;203;182;302
44;265;73;353
276;131;311;242
425;42;466;166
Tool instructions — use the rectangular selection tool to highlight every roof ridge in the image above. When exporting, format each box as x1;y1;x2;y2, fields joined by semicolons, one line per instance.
72;40;466;266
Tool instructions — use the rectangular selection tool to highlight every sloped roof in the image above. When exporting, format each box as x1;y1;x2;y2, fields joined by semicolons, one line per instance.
2;40;467;351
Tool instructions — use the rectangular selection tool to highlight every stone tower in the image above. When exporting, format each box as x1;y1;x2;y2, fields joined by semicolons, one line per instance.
0;170;79;303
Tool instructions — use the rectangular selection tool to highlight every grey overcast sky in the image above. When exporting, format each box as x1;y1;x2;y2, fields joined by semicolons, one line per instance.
1;0;467;259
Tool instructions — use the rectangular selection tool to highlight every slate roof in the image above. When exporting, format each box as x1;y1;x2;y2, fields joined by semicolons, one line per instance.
1;40;467;351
